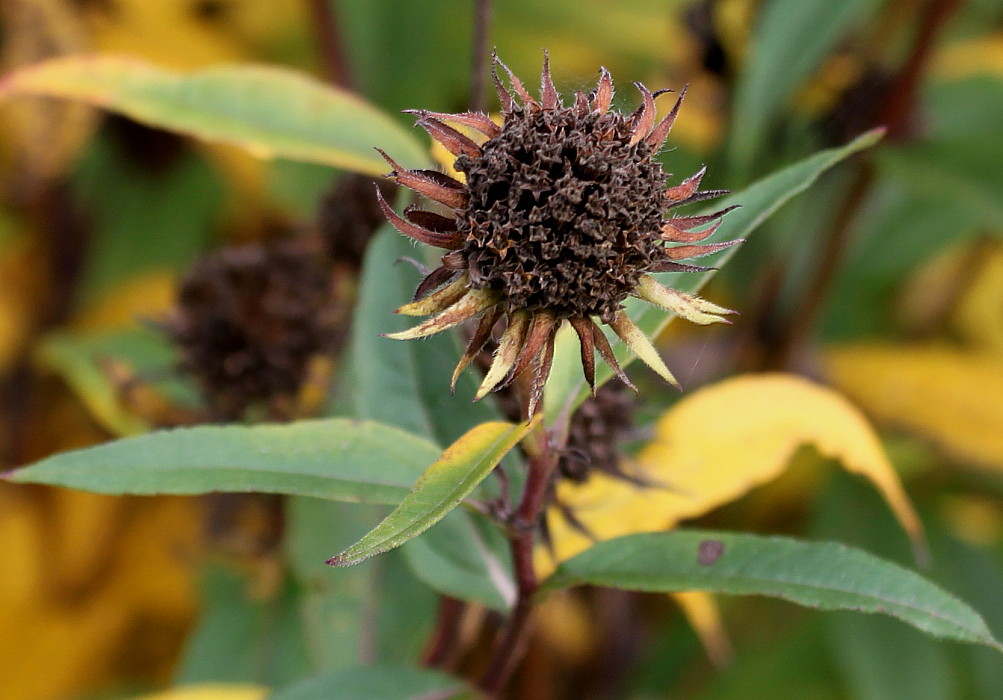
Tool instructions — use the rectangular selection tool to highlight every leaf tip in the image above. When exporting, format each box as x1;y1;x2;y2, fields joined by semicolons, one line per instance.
325;555;344;567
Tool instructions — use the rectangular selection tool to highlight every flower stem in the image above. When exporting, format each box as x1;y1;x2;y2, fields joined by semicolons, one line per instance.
478;423;557;696
421;595;466;669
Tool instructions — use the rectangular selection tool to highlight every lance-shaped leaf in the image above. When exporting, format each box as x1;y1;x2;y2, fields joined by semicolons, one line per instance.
544;128;885;426
0;55;430;174
5;419;441;504
327;420;534;567
541;530;1003;653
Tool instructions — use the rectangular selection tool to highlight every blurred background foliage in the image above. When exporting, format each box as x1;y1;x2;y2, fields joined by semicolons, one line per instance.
1;0;1002;698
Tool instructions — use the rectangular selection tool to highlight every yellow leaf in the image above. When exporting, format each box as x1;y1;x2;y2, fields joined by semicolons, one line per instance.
86;0;305;70
672;591;733;668
934;33;1003;79
73;269;178;332
953;242;1003;355
541;373;924;573
0;0;98;190
826;344;1003;470
133;685;267;700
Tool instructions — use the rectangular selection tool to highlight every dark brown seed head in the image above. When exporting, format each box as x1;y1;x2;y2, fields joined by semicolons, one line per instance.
377;54;740;416
167;241;334;420
456;105;668;322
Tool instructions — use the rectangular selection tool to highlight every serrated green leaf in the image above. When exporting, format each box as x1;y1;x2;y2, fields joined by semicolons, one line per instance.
268;666;469;700
544;129;884;425
542;530;1003;653
7;419;440;504
0;55;429;174
328;420;533;567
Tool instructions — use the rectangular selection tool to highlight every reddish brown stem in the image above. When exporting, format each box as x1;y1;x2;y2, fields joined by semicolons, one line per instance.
421;595;466;669
770;0;963;365
478;428;557;696
308;0;354;90
879;0;963;140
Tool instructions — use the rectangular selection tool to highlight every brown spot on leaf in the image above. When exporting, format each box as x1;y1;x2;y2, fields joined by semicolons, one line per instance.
698;539;724;566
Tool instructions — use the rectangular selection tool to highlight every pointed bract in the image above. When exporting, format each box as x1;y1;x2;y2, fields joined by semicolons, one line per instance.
661;218;723;244
570;316;597;394
634;275;736;324
376;149;468;210
476;311;531;399
609;311;680;389
404;109;500;139
494;54;537;108
665;238;744;260
646;84;688;148
664;165;707;204
384;289;498;341
418;117;482;158
396;274;469;316
541;51;560;110
413;266;458;301
593;67;614;114
503;311;558;388
590;319;637;392
629;82;657;145
451;304;503;393
375;187;463;249
405;206;458;233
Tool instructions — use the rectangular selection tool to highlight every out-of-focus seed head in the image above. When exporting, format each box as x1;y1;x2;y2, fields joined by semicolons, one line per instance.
167;241;334;421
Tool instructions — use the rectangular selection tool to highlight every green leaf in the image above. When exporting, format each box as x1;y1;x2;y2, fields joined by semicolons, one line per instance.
7;418;440;504
878;140;1003;229
0;55;430;174
332;224;516;608
402;509;516;612
175;566;312;687
544;128;884;425
728;0;883;177
268;666;468;700
541;530;1003;653
71;131;224;304
285;498;434;670
327;420;533;567
36;327;196;437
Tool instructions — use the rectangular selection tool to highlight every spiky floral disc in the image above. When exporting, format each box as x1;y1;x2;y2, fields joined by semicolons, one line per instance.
377;53;741;418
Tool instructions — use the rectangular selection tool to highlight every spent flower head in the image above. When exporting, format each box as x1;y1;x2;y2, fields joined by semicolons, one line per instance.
378;53;740;417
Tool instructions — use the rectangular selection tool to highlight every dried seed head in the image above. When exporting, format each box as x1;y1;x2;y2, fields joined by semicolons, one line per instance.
558;383;636;482
167;241;335;420
377;54;741;417
457;106;666;321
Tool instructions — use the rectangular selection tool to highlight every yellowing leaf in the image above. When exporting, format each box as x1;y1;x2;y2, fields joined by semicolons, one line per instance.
0;55;429;175
672;591;733;667
133;685;267;700
953;241;1003;354
542;374;923;572
86;0;304;70
827;344;1003;470
0;487;200;700
73;269;178;332
934;33;1003;79
0;0;98;189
